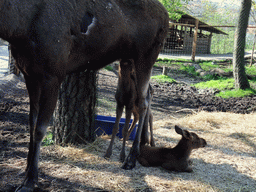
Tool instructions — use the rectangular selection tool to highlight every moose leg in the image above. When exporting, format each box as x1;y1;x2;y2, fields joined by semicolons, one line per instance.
122;63;152;169
120;107;133;162
148;110;155;147
16;76;60;192
104;103;124;159
140;107;150;146
23;76;40;174
121;100;148;170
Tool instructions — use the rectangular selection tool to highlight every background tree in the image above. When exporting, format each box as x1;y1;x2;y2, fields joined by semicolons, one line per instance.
53;70;97;145
159;0;191;21
233;0;251;90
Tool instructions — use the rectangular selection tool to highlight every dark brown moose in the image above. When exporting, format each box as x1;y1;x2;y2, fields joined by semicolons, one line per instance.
0;0;168;191
138;125;207;172
104;59;155;162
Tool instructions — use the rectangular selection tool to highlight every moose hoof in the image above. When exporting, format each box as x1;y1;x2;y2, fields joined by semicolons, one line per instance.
121;156;136;170
104;151;112;159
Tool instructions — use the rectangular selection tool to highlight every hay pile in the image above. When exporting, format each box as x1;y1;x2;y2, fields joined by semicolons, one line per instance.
3;111;255;191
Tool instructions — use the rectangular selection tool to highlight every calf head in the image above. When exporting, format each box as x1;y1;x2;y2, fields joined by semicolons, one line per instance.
175;125;207;150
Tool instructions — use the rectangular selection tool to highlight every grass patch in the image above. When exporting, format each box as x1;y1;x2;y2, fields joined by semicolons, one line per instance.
151;75;176;83
193;78;234;91
246;66;256;76
179;65;199;77
42;132;54;146
193;78;256;98
216;88;256;98
104;65;114;71
155;58;256;98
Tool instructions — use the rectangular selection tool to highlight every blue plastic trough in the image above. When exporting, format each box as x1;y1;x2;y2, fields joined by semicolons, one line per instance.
95;115;137;140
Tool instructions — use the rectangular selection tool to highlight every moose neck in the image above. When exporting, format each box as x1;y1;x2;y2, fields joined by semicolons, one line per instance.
173;138;192;159
0;0;38;42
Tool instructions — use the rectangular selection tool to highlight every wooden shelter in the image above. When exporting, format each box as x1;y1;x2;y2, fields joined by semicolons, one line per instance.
163;14;227;58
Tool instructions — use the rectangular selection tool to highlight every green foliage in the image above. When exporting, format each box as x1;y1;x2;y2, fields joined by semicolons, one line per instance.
211;31;235;54
199;61;219;71
216;88;256;98
42;132;54;146
151;75;176;83
159;0;190;21
202;74;222;81
179;65;199;76
104;65;113;71
246;65;256;75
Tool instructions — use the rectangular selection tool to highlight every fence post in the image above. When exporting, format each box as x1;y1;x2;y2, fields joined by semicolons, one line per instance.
191;19;199;61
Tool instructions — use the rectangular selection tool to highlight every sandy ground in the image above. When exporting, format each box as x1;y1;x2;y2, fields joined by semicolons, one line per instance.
0;45;9;78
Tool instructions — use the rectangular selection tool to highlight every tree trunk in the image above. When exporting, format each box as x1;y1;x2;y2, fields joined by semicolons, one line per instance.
233;0;251;89
53;70;97;145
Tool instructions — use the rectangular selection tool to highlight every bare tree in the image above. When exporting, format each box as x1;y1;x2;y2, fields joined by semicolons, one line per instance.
233;0;251;89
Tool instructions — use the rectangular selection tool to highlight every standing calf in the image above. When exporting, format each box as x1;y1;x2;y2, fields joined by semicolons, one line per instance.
138;125;207;172
104;59;155;162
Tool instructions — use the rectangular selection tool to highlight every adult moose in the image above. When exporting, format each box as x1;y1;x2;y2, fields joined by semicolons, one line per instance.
0;0;169;191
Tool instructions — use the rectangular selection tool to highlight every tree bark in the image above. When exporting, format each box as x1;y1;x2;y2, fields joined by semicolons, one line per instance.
53;70;97;145
233;0;251;89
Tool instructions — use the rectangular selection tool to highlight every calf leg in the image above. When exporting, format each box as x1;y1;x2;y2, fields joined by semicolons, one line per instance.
16;75;60;192
120;107;133;162
125;112;139;141
104;103;124;159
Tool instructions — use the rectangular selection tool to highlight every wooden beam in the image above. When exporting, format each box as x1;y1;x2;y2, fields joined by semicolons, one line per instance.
191;19;199;61
199;25;236;28
169;23;195;28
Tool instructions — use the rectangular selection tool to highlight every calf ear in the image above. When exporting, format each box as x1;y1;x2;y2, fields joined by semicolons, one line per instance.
175;125;191;139
175;125;183;135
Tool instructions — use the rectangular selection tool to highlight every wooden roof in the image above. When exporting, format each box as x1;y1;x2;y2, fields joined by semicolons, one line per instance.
170;14;228;35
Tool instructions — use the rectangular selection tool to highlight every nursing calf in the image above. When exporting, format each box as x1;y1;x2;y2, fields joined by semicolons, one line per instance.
138;125;207;172
104;59;155;162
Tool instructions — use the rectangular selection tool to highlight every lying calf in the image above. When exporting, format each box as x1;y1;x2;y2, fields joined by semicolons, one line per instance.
138;125;207;172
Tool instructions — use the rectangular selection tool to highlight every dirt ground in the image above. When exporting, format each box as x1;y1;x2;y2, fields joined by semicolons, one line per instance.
0;67;256;192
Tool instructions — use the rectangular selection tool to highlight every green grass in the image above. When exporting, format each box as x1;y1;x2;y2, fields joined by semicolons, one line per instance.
246;66;256;76
199;61;220;71
155;58;256;98
216;88;256;98
42;132;54;146
179;65;199;76
151;75;176;83
193;78;256;98
104;65;114;71
193;78;235;90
